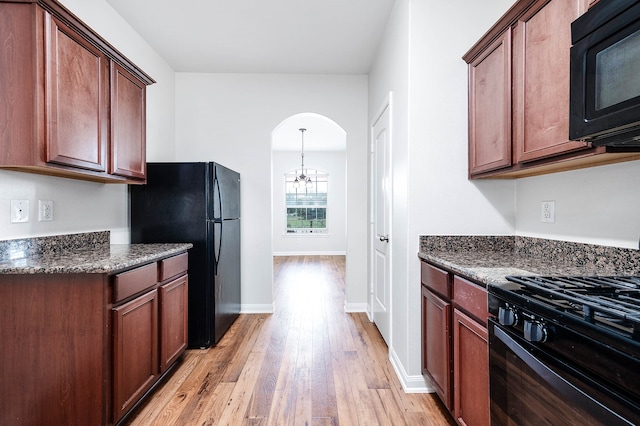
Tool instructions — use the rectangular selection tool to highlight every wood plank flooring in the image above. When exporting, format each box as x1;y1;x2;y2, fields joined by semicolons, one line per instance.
127;255;454;425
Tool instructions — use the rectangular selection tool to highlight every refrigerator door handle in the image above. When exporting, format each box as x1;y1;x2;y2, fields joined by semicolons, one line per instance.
214;175;223;220
214;221;222;275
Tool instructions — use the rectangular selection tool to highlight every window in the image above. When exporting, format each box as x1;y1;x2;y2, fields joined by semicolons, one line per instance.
285;169;328;234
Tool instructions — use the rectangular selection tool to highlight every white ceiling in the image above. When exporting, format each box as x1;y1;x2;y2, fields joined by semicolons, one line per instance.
105;0;396;74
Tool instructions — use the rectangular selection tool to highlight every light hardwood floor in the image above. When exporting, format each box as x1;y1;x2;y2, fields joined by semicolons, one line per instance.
127;255;454;425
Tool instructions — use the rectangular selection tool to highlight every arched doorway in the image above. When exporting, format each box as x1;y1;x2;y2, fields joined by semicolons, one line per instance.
271;113;347;256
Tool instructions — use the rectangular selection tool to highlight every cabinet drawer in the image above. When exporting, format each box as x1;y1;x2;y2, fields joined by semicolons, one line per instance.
114;262;158;303
159;252;188;281
453;276;488;325
421;262;451;299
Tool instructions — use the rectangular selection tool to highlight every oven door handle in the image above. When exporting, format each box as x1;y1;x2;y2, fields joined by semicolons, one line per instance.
493;324;634;425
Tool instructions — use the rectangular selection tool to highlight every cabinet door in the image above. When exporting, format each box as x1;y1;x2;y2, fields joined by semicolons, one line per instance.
112;289;158;422
453;308;489;426
45;12;109;172
468;29;512;175
110;62;147;180
514;0;589;163
159;274;188;372
422;286;452;411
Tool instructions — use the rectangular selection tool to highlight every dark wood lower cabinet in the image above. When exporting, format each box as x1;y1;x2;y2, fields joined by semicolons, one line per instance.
421;260;489;426
422;285;452;410
111;258;189;424
159;275;189;372
113;290;159;423
0;273;107;426
0;251;188;426
453;308;489;426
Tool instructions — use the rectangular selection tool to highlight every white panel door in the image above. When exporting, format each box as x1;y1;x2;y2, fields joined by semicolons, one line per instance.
372;101;391;345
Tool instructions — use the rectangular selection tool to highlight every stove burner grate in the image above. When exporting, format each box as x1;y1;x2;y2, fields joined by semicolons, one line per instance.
506;275;640;340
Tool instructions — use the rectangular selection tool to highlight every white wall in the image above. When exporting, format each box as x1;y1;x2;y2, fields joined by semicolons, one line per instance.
368;0;516;390
174;73;368;312
515;160;640;248
368;0;414;387
0;0;176;243
272;151;347;255
0;171;130;241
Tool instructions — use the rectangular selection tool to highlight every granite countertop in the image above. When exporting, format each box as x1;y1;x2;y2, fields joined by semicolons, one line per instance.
0;231;192;275
418;236;640;288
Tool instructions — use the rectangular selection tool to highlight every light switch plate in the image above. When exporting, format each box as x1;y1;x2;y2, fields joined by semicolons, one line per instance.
11;200;29;223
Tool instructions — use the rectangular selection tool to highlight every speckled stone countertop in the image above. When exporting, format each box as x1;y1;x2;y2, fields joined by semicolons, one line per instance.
0;231;192;274
418;236;640;288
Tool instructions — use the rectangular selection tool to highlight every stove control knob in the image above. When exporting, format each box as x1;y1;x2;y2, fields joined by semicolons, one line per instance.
524;320;548;343
498;307;519;327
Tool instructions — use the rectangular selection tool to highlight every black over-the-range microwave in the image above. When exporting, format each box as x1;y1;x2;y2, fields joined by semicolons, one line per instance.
570;0;640;147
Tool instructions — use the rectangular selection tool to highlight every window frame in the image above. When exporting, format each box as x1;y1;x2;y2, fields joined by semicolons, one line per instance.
284;169;329;235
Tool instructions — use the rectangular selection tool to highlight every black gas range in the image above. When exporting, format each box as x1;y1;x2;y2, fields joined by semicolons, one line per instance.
488;276;640;425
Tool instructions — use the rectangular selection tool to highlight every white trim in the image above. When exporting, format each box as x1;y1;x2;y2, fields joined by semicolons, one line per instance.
371;92;393;128
240;303;275;314
343;302;368;313
281;232;331;237
389;347;434;393
369;92;393;345
365;306;373;322
273;251;346;256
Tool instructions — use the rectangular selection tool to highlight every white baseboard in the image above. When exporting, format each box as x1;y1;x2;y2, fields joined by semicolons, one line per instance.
343;302;368;313
273;251;347;256
240;303;275;314
389;346;435;393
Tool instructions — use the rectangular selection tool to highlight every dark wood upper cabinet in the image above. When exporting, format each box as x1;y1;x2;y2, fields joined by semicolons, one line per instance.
468;29;512;175
110;63;147;180
513;0;589;163
0;0;154;184
463;0;640;179
45;12;109;172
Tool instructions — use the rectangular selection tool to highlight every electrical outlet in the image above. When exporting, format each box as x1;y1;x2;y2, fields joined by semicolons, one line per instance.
541;201;555;223
10;200;29;223
38;200;54;222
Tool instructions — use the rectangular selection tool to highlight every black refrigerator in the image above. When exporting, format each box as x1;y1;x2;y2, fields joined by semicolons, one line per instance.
129;162;241;348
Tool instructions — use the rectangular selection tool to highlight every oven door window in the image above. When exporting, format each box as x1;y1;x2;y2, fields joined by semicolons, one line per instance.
489;321;638;426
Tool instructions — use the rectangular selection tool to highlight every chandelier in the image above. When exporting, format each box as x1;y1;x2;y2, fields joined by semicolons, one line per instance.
293;128;313;189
